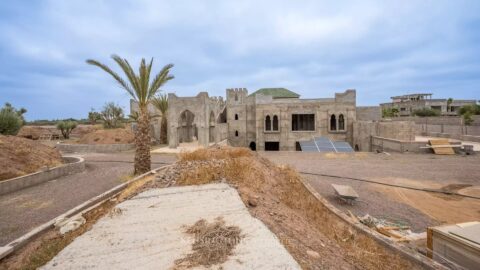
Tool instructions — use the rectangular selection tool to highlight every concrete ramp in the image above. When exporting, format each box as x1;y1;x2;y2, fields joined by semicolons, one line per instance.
42;183;300;269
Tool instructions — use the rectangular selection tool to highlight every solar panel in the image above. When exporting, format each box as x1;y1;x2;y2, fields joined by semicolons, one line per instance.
298;137;354;153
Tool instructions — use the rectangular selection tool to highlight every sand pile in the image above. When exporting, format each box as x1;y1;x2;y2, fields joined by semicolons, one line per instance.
0;135;63;181
17;126;59;140
17;125;99;140
76;128;134;144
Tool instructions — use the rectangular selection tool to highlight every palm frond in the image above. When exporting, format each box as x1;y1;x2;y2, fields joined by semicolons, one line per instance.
148;63;174;100
151;94;168;115
86;59;135;98
111;55;140;100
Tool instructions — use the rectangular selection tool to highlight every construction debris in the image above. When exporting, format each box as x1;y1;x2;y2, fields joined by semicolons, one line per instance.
358;214;423;242
54;214;86;235
331;184;359;205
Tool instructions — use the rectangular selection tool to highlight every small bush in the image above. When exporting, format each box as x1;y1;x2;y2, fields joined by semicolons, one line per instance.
0;103;27;135
413;108;440;117
382;108;398;118
88;109;102;125
56;121;77;139
101;102;124;128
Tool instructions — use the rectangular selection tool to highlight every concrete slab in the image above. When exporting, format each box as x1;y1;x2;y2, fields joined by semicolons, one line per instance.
42;183;300;270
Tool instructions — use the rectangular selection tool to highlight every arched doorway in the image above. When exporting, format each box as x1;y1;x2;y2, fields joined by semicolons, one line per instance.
355;144;359;151
178;110;197;143
249;141;256;151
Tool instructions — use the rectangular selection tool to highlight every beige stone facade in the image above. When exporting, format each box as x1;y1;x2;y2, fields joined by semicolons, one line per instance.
166;88;357;151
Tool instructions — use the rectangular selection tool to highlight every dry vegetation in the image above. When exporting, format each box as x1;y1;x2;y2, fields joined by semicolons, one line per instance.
172;146;420;269
174;217;243;269
76;128;134;144
0;135;63;181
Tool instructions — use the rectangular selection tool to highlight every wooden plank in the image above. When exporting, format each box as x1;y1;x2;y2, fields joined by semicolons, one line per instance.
429;139;455;155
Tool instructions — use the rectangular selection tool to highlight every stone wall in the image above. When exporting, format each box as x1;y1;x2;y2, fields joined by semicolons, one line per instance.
390;115;480;126
254;90;356;151
56;143;135;153
353;121;416;152
0;157;85;195
356;106;381;121
167;92;225;148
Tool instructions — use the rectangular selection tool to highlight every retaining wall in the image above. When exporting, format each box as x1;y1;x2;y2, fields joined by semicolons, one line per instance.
56;143;134;153
0;157;85;196
371;136;429;153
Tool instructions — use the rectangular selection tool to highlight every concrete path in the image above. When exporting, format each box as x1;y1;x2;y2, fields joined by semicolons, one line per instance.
42;184;301;270
0;153;176;245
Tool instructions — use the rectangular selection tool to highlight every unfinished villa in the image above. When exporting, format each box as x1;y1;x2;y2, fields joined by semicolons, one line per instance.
380;93;476;116
166;88;357;151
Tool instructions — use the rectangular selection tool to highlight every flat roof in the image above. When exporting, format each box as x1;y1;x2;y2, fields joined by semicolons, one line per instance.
391;93;433;99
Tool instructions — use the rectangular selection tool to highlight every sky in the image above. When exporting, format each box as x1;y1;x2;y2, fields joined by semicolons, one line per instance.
0;0;479;120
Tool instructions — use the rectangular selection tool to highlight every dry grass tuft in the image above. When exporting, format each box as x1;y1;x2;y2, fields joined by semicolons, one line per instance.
178;146;251;162
174;217;242;269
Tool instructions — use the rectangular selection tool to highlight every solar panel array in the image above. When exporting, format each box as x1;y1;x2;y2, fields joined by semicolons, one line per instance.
299;137;354;153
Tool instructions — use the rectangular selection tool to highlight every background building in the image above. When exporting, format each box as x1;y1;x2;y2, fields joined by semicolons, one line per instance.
380;93;476;116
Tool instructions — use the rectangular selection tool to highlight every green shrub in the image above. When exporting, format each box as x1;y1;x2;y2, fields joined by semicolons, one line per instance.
56;121;77;139
101;102;124;128
459;104;480;126
382;108;399;118
88;108;102;125
0;103;27;135
413;108;440;117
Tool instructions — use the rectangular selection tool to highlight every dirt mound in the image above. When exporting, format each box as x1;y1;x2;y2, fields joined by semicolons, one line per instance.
151;147;422;269
0;135;63;181
17;126;59;140
76;128;134;144
17;125;99;140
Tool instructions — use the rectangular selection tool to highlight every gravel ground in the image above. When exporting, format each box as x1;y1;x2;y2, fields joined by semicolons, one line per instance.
0;152;176;246
262;152;480;232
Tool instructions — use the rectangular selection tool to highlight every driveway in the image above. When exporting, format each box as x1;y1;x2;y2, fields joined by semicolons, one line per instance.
0;152;176;246
262;152;480;232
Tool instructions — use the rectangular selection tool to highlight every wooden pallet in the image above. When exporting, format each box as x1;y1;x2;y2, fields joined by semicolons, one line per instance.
428;139;455;155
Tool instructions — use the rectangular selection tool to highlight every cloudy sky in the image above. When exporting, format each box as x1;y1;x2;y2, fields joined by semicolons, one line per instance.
1;0;479;120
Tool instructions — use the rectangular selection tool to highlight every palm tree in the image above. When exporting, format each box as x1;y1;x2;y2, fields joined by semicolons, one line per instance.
86;55;174;175
447;98;453;113
151;94;169;144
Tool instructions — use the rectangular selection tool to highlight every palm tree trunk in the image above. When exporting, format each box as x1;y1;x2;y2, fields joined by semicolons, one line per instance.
160;114;168;144
134;107;151;175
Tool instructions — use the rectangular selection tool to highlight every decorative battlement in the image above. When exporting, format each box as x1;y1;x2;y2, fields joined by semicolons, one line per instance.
226;88;248;104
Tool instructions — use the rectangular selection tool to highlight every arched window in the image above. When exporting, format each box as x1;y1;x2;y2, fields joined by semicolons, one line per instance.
234;93;238;101
235;130;239;137
235;114;238;120
330;114;337;131
338;114;345;130
265;115;271;131
273;115;279;131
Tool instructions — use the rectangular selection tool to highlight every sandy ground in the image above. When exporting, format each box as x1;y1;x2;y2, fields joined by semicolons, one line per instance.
263;152;480;232
415;135;480;151
41;184;301;270
0;153;176;246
